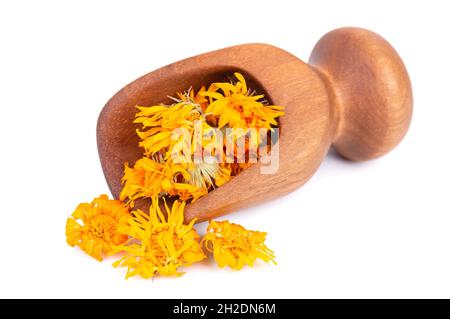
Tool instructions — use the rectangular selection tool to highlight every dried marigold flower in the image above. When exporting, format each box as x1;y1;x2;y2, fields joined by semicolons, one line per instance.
120;157;209;206
113;197;205;279
187;157;231;189
202;220;276;270
201;72;284;131
66;194;130;261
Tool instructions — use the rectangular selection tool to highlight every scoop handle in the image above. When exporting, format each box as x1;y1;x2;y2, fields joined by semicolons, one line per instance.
309;27;413;161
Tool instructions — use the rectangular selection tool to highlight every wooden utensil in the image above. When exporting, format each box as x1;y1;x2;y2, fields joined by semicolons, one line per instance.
97;27;412;223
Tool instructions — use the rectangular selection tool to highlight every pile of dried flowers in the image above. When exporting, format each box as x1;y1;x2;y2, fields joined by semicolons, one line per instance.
66;73;282;279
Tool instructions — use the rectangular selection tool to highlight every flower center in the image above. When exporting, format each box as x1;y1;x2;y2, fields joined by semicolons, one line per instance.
89;215;116;240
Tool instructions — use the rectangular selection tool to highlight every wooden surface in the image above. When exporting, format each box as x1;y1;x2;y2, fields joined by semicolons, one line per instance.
309;27;413;161
97;27;412;223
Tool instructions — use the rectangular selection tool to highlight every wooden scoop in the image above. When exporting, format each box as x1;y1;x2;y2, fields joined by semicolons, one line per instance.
97;27;412;223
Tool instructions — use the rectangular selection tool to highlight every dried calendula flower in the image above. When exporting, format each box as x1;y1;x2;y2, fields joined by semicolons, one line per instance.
201;72;284;131
187;156;231;189
134;87;210;159
65;194;130;261
120;157;211;206
202;220;276;270
113;197;205;279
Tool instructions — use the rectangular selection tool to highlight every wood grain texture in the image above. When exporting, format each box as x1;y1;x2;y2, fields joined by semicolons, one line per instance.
309;27;413;161
97;27;412;223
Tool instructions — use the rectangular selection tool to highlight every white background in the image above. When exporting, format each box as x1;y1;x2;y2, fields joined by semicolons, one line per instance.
1;0;449;298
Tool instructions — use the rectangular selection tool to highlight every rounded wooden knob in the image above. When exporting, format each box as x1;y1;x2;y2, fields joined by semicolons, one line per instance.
309;27;413;161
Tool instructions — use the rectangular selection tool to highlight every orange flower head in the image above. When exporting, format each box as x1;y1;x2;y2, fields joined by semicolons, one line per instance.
201;72;284;130
113;197;205;279
120;157;207;206
202;220;276;270
66;194;130;261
